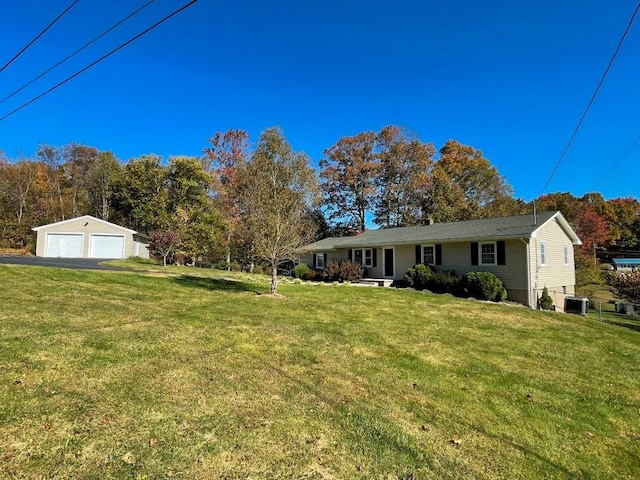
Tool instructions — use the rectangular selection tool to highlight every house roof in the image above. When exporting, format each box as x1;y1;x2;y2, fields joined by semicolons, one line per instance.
303;211;581;251
32;215;138;235
612;258;640;265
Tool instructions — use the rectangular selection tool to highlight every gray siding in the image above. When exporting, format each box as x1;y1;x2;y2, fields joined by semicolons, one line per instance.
438;240;529;290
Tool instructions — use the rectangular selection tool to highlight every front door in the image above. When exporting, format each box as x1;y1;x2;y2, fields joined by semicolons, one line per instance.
383;247;395;278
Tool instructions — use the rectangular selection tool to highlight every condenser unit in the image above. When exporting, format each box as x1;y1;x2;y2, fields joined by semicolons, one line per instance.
564;297;588;315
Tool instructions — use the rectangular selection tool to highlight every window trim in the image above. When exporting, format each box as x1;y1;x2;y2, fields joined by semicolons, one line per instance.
540;242;547;267
479;241;497;266
315;253;325;269
422;244;436;265
353;248;374;268
563;244;569;266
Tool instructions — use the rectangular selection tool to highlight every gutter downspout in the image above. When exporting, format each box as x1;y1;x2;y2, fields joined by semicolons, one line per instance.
520;237;532;308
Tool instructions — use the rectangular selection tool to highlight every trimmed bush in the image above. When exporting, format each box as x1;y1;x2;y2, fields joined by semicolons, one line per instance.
293;263;312;279
462;271;508;302
403;264;433;290
538;287;554;310
324;260;364;282
427;270;460;294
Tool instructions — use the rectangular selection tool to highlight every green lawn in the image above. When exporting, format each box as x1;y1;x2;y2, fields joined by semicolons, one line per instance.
1;263;639;479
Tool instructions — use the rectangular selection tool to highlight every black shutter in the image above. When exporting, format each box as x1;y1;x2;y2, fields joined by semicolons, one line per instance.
312;253;317;268
471;242;478;266
348;249;352;262
372;249;377;267
497;241;506;265
323;253;328;266
415;245;421;265
435;244;442;266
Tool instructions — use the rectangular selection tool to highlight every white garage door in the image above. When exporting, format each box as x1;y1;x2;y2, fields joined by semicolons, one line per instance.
90;235;125;259
46;234;83;258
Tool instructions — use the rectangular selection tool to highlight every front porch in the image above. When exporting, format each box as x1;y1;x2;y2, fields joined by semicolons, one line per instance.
356;278;394;287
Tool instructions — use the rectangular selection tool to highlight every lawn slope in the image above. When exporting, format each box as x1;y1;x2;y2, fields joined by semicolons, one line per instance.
1;264;638;479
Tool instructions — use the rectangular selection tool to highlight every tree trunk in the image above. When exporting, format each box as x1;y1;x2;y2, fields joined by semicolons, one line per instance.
271;264;278;294
163;254;167;267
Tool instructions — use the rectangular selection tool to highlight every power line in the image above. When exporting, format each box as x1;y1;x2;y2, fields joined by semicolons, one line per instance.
591;133;640;190
538;2;640;198
0;0;199;124
0;0;80;75
0;0;156;105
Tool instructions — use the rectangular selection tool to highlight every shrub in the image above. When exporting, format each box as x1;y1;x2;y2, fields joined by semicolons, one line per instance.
538;287;554;310
462;271;507;302
607;270;640;304
427;270;460;294
403;264;433;290
293;263;318;280
127;256;158;265
324;260;364;282
293;263;311;279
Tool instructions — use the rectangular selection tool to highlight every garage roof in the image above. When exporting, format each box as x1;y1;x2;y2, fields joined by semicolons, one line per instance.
32;215;138;234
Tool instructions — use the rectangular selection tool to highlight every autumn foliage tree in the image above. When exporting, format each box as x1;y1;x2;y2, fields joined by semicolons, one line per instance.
434;140;514;220
319;131;378;232
374;126;434;227
148;231;180;266
607;271;640;304
204;129;250;269
575;205;609;253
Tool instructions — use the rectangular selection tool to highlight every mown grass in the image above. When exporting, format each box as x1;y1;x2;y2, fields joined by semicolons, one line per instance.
1;263;639;479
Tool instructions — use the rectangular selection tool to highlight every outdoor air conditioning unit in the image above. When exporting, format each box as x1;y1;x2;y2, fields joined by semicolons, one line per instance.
564;297;588;315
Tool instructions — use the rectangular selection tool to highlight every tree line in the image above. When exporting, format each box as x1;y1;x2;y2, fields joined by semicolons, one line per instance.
2;125;640;278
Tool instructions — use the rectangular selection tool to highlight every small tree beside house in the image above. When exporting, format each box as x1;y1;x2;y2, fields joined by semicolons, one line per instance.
238;127;320;295
538;287;554;310
148;231;180;266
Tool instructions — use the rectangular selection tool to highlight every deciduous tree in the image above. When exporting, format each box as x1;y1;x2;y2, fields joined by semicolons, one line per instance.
148;231;180;266
86;151;120;221
374;126;434;227
319;131;378;232
575;205;609;253
239;127;320;294
434;140;513;219
113;154;169;234
204;129;251;269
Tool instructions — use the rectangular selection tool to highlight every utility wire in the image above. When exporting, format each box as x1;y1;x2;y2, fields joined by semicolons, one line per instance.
538;2;640;198
0;0;199;123
0;0;156;105
0;0;80;75
591;133;640;190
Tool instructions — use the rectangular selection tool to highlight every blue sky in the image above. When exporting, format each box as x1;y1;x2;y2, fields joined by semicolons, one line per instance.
1;0;639;202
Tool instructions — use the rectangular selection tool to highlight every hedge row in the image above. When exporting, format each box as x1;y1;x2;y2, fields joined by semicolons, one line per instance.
403;264;507;302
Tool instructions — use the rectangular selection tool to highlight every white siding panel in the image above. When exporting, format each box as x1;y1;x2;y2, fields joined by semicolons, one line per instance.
531;219;576;290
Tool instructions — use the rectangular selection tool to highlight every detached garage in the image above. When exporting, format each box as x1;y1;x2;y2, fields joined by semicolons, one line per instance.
33;215;150;259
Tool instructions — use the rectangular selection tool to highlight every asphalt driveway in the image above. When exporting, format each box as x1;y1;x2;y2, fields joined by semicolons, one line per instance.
0;255;127;271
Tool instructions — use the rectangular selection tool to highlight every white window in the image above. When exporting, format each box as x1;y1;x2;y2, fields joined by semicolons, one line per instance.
315;253;325;269
540;242;547;266
365;248;373;267
563;245;569;266
352;248;373;267
422;244;435;265
480;242;496;265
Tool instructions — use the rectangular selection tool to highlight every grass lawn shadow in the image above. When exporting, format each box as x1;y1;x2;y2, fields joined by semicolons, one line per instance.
172;275;264;294
605;318;640;333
